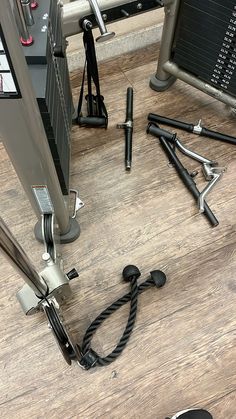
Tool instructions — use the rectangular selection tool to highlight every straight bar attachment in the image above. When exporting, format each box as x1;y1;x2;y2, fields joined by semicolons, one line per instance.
117;87;134;170
148;113;236;146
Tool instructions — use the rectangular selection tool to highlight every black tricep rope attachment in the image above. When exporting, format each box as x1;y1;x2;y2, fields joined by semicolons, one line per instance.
78;265;166;370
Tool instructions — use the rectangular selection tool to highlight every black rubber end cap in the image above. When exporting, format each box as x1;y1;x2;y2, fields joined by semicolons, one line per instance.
176;410;213;419
150;270;166;288
66;268;79;280
122;265;141;282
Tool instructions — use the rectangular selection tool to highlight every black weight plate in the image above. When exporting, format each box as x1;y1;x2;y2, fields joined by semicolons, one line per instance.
175;28;236;54
174;42;236;78
184;0;236;21
174;54;236;91
180;14;235;44
184;0;236;13
175;37;236;64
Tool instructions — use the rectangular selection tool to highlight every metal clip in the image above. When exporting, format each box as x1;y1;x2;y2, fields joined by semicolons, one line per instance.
78;349;98;370
82;19;93;31
193;119;202;135
70;189;84;219
117;120;133;129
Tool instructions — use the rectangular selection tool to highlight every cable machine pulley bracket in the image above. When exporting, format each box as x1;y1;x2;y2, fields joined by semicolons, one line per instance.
78;0;164;29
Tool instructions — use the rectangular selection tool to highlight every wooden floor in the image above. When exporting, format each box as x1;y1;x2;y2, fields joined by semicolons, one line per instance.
1;44;236;419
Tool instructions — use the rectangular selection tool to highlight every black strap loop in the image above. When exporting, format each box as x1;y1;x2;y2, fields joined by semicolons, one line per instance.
77;24;108;127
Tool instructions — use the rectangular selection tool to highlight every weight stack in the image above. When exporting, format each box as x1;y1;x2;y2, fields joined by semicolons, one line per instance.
24;0;73;195
172;0;236;98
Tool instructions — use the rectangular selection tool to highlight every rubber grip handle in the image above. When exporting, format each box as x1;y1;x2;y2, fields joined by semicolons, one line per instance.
201;127;236;145
148;113;194;132
147;123;175;142
126;87;133;121
77;116;107;127
125;127;133;169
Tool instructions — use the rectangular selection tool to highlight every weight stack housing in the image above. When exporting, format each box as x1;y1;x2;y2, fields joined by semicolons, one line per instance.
172;0;236;98
24;0;73;195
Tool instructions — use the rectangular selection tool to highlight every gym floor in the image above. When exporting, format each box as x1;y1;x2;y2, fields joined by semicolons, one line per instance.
0;44;236;418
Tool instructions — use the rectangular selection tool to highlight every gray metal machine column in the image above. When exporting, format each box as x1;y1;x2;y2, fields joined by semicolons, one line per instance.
150;0;179;91
0;0;80;241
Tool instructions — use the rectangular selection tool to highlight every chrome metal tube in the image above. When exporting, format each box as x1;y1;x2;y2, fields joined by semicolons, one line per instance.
0;217;47;296
89;0;107;33
175;138;212;165
199;175;221;213
150;0;180;90
87;0;115;42
13;0;33;44
155;0;180;80
21;0;34;26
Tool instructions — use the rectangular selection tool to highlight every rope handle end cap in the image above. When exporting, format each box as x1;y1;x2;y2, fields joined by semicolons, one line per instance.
150;270;167;288
122;265;141;282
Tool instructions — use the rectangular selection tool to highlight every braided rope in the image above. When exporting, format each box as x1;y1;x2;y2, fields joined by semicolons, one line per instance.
80;277;155;369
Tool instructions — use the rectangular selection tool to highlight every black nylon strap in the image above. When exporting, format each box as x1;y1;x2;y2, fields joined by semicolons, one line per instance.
77;63;86;117
84;29;102;100
77;25;108;122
